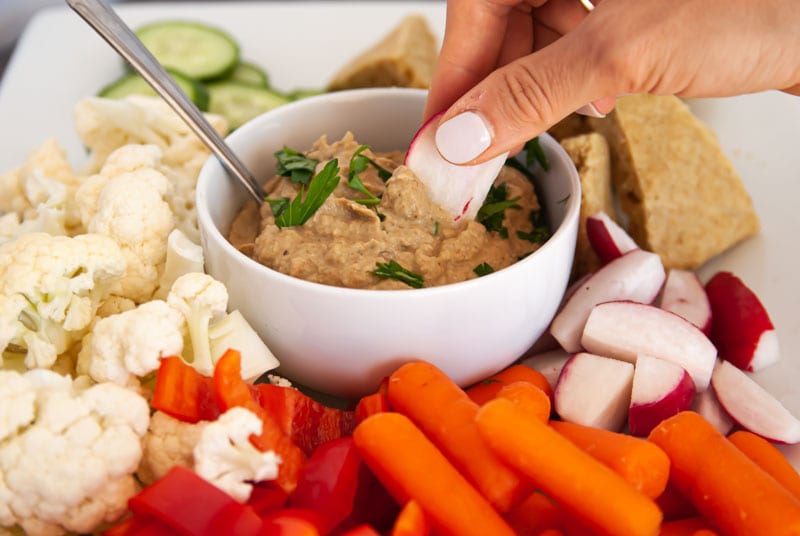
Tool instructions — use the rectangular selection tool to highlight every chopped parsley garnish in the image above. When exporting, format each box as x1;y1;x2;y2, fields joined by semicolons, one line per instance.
504;157;537;185
433;221;439;236
517;209;550;244
482;378;502;386
274;147;319;185
368;157;393;182
347;145;383;205
525;137;549;171
376;210;386;221
473;262;495;277
477;183;520;238
267;159;341;227
372;260;424;288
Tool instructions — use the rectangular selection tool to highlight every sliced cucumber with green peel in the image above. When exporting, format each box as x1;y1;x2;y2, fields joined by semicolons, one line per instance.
136;21;239;80
207;81;290;129
98;70;210;111
228;61;269;88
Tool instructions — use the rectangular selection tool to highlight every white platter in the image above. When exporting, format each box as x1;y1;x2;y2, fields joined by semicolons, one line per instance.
1;2;800;463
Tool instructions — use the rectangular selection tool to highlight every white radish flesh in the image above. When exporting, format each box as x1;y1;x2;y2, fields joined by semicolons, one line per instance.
659;269;712;335
520;349;571;390
628;355;695;436
692;379;734;435
585;211;638;263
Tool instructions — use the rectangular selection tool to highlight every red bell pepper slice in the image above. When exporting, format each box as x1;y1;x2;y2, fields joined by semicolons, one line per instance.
214;349;306;494
151;356;220;423
103;514;173;536
340;524;381;536
252;383;356;456
247;483;289;517
128;466;261;536
355;392;391;424
260;509;324;536
391;500;430;536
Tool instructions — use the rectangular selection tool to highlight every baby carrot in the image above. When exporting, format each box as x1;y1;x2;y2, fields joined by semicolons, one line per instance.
387;361;529;512
391;500;430;536
505;491;563;536
658;516;717;536
476;398;662;536
648;411;800;536
353;412;516;536
466;364;553;405
728;429;800;499
496;381;551;422
655;483;698;522
550;420;670;499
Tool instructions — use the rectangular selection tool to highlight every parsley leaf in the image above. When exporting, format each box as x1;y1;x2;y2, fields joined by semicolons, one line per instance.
516;209;550;244
477;183;520;238
525;137;549;171
274;147;319;185
367;157;393;182
372;260;424;289
348;145;382;206
433;221;439;236
474;262;495;277
504;157;537;185
269;159;341;227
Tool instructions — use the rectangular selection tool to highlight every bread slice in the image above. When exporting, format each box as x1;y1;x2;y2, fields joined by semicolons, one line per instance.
588;94;759;269
560;133;617;278
327;15;438;91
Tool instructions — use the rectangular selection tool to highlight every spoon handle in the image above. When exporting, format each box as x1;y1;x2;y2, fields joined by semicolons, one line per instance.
66;0;266;204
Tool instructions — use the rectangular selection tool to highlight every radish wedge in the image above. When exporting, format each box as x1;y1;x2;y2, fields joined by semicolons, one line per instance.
553;352;634;431
659;269;712;335
711;360;800;444
404;112;508;222
692;380;734;435
520;349;571;390
585;211;638;263
581;301;717;390
550;249;666;352
705;271;780;372
628;355;695;437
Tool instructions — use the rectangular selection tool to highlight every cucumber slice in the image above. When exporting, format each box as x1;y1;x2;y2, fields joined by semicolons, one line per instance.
136;21;239;80
228;61;269;88
98;70;210;111
207;81;290;129
287;88;325;101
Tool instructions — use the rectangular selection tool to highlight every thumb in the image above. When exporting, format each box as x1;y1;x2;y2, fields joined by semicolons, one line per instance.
433;33;615;165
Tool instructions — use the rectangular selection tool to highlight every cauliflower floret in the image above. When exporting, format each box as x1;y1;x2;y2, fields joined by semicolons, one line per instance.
76;300;184;387
137;411;207;486
193;407;280;503
0;369;149;536
75;145;175;304
0;233;126;370
152;228;204;300
74;96;228;240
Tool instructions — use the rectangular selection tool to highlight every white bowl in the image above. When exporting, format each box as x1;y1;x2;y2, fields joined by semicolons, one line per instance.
196;88;580;398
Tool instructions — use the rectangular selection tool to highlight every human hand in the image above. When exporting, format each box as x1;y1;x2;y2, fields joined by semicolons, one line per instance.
426;0;800;164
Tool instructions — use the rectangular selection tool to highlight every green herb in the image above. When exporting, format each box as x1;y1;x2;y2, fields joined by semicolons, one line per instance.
268;159;341;227
433;221;439;236
348;145;382;205
372;260;424;289
525;137;549;171
473;262;495;277
504;157;537;185
274;147;319;185
477;183;520;238
376;210;386;222
482;378;502;386
517;209;550;244
368;157;393;182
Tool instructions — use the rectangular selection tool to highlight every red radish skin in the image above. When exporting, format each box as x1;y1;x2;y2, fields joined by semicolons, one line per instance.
585;211;639;263
520;349;571;391
581;301;718;391
711;360;800;444
404;112;508;222
705;271;779;372
628;355;695;437
692;382;734;435
659;269;712;335
550;249;666;353
554;352;634;431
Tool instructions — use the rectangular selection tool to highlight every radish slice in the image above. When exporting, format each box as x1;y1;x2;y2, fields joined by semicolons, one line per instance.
692;379;734;435
520;349;571;390
711;360;800;444
705;271;780;372
550;249;666;352
628;355;695;437
581;301;718;391
659;269;712;335
554;352;634;431
404;112;508;221
585;211;638;263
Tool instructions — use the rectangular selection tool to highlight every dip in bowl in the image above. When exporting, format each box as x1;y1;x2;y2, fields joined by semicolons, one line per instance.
196;88;580;398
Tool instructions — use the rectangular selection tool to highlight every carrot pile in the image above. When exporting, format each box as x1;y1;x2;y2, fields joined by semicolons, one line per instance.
351;360;800;536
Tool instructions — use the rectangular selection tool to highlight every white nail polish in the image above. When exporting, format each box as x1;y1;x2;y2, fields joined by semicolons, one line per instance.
576;103;606;118
434;111;492;164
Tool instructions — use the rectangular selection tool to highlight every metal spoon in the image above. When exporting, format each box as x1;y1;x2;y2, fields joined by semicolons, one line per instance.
66;0;266;205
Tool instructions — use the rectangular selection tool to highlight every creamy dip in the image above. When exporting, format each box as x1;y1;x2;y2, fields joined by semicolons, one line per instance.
228;133;547;290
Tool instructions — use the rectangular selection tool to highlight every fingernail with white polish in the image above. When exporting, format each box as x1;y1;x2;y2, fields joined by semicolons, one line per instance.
576;103;606;118
434;111;492;164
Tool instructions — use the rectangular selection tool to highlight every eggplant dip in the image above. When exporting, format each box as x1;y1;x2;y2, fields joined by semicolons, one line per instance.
228;133;549;290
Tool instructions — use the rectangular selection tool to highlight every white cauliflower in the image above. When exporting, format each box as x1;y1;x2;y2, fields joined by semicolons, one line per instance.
137;411;207;486
193;407;280;503
74;96;228;239
76;300;184;388
0;369;149;536
75;145;175;304
152;228;205;300
0;233;126;370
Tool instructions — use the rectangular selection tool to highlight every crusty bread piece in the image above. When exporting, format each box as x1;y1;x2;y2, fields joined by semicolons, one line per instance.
588;94;759;270
327;15;438;91
560;133;617;278
548;113;592;142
